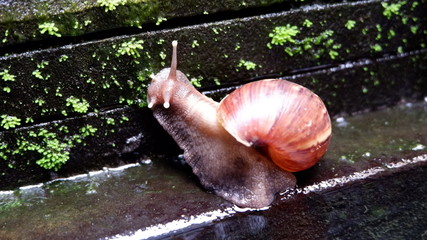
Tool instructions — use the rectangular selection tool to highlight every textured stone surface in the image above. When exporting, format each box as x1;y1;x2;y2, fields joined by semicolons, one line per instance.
0;0;426;187
0;0;426;238
0;0;287;48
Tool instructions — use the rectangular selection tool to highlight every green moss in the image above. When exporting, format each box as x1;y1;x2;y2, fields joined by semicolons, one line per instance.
410;25;419;34
401;17;408;24
58;55;69;62
212;28;220;35
25;118;34;124
1;115;21;130
159;51;167;60
374;25;383;41
34;137;68;170
97;0;127;12
1;120;103;171
121;116;129;122
102;82;111;89
191;40;200;48
371;44;383;52
0;143;8;160
106;118;115;125
213;78;221;86
237;60;258;71
38;22;61;37
114;38;144;59
381;1;406;20
269;26;340;60
362;28;369;35
374;80;380;86
32;61;50;80
156;39;165;45
65;97;90;114
267;24;300;49
329;50;339;59
59;125;69;133
55;87;63;97
190;76;204;87
234;43;241;51
362;87;368;94
0;199;23;210
3;87;11;93
411;1;419;10
388;29;396;39
80;124;98;138
303;19;313;28
34;98;46;106
2;30;9;43
155;17;167;26
73;19;93;30
0;69;16;82
32;69;44;80
345;20;356;30
6;126;91;171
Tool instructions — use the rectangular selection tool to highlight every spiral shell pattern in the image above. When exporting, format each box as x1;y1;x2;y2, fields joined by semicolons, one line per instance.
217;79;331;172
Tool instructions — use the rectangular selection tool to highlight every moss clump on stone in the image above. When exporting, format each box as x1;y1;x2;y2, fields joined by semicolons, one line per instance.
303;19;313;28
97;0;127;12
267;24;300;47
1;69;15;92
345;20;356;30
1;125;98;171
1;115;21;130
237;60;259;71
114;38;144;59
268;25;341;60
382;1;407;20
190;76;204;87
38;22;62;37
65;97;90;114
32;61;50;80
0;69;16;82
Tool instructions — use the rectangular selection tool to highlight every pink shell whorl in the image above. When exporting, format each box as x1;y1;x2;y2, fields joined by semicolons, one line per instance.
217;79;332;172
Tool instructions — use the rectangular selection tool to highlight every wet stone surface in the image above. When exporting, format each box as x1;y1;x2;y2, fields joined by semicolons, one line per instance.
175;165;427;240
0;102;426;239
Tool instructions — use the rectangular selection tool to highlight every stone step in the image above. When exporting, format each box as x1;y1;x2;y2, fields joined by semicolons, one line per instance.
1;0;298;49
0;0;426;188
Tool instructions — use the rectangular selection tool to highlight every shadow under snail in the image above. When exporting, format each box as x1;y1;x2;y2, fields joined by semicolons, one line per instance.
147;41;332;208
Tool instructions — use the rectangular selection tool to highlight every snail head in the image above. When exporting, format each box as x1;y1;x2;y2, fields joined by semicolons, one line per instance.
147;40;190;109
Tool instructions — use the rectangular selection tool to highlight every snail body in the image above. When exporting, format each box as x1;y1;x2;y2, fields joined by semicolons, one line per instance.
147;41;331;208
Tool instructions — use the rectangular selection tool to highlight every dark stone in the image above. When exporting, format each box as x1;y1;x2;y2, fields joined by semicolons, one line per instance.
0;0;426;188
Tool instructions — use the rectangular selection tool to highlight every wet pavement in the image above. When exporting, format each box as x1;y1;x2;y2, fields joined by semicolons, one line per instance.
0;102;426;239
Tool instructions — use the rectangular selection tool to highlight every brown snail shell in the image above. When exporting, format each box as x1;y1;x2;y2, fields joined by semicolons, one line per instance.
217;79;332;172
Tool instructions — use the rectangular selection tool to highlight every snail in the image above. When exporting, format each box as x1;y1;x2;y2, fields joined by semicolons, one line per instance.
147;41;332;208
